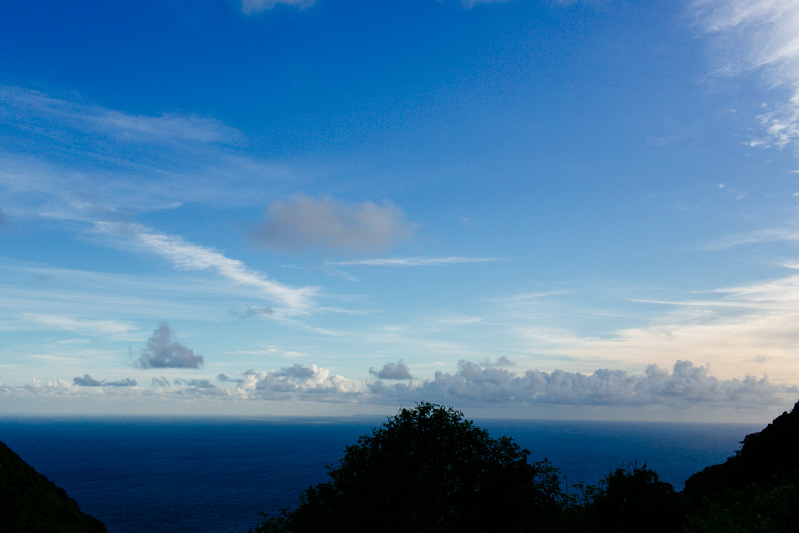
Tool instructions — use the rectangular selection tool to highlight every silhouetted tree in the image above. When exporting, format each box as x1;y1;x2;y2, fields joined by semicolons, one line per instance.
252;402;566;532
571;463;682;532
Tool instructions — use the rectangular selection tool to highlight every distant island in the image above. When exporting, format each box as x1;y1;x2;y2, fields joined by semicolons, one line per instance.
2;400;797;532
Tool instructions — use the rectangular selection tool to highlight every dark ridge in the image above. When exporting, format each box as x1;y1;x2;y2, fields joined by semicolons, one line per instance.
684;399;799;496
0;440;106;532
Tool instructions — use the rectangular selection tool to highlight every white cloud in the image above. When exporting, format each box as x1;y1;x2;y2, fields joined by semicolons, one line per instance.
237;364;367;399
22;313;136;337
241;0;315;14
0;87;297;220
708;227;799;250
94;221;317;314
251;195;414;254
2;359;794;419
514;269;799;382
693;0;799;147
329;256;501;267
460;0;513;8
0;86;238;146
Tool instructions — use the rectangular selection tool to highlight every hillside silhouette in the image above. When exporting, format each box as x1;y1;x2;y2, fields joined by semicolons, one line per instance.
0;440;106;532
253;401;799;532
2;400;797;531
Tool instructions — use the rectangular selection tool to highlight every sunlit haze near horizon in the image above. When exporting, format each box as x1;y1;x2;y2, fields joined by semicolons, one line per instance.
2;0;799;422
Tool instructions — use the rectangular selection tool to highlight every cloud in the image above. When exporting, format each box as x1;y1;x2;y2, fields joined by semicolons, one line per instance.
0;86;298;221
460;0;512;7
135;322;204;369
174;378;217;389
73;374;138;387
241;0;315;14
370;360;413;380
4;359;795;417
94;221;317;314
0;86;238;146
328;256;501;267
105;378;138;387
0;208;6;229
73;374;102;387
22;313;136;337
251;195;414;254
231;306;274;318
708;227;799;250
371;359;797;409
237;363;366;399
693;0;799;147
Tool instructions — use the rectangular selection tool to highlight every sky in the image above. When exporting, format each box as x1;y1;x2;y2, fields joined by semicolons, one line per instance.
1;0;799;422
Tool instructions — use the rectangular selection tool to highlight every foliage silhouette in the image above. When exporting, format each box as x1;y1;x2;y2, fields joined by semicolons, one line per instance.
252;402;566;532
569;464;682;532
254;399;799;532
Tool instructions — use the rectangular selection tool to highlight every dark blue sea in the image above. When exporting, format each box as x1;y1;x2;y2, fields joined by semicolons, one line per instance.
0;416;760;532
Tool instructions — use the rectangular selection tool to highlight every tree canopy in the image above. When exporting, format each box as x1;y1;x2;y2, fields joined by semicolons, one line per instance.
253;402;564;532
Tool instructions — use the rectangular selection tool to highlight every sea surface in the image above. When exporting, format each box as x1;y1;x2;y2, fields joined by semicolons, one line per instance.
0;416;761;532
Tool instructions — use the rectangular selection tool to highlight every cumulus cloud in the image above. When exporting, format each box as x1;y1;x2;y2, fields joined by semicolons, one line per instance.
370;360;413;380
251;195;414;254
372;359;797;409
236;363;366;399
73;374;102;387
73;374;138;387
241;0;314;14
4;359;796;417
174;378;216;388
693;0;799;148
135;322;204;369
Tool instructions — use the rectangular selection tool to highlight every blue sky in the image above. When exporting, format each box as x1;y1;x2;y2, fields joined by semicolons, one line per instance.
2;0;799;421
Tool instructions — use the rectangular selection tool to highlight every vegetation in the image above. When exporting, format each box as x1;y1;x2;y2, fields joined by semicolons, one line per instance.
253;400;799;533
253;402;564;532
0;441;106;532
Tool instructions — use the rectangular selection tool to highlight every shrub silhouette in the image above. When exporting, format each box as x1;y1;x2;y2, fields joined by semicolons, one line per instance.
252;402;565;532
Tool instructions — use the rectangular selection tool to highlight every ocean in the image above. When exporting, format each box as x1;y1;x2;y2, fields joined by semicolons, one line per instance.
0;416;761;532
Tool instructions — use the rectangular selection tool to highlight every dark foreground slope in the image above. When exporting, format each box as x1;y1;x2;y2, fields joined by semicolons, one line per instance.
0;440;106;532
252;401;799;533
681;400;799;532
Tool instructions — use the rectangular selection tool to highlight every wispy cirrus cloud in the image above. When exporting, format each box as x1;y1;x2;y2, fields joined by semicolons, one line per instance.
0;86;238;146
22;313;136;337
513;265;799;382
328;256;501;267
693;0;799;148
241;0;315;14
0;86;298;219
707;227;799;250
94;221;317;314
251;195;414;254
